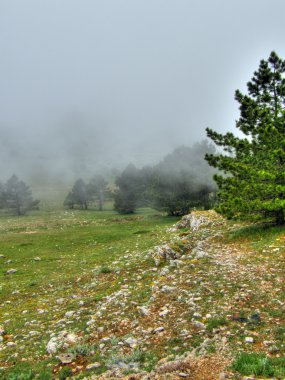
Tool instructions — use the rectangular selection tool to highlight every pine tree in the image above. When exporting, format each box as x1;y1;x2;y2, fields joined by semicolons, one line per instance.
114;164;141;214
87;175;108;211
205;51;285;224
5;175;39;215
66;179;89;209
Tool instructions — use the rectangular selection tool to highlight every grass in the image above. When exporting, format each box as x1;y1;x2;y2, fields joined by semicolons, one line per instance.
206;317;228;332
232;352;285;377
0;206;178;378
225;222;285;249
1;202;285;379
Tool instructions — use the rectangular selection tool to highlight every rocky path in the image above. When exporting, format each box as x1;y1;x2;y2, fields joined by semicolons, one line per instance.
85;211;285;379
2;211;284;379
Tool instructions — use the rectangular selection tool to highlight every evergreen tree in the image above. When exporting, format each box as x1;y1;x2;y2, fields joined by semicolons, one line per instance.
150;142;217;215
65;178;89;209
87;175;108;211
5;175;39;215
0;182;6;209
206;51;285;224
63;191;75;209
114;164;141;214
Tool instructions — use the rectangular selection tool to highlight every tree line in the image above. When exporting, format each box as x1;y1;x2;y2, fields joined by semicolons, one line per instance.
3;52;285;225
64;141;217;216
113;141;217;215
63;175;109;210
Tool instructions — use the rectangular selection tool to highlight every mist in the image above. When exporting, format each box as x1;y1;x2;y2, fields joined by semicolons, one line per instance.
1;0;285;184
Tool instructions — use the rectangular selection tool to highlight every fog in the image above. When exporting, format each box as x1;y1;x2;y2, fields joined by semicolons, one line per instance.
1;0;285;184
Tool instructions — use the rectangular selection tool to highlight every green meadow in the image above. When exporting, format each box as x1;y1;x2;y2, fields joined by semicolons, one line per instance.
0;204;178;379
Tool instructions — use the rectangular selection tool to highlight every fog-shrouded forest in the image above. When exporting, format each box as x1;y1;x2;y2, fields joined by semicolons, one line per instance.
1;0;285;189
2;2;285;380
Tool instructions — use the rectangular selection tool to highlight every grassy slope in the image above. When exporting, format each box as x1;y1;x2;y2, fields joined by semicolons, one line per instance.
0;207;178;378
0;208;285;379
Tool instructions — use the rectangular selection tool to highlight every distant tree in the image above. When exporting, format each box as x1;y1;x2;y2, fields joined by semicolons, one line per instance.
0;182;6;209
65;178;89;209
150;142;217;215
63;191;75;209
113;143;217;216
87;175;108;211
5;175;39;215
206;51;285;224
114;164;141;214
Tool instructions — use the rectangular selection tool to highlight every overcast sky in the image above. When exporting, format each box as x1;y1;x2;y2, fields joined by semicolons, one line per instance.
0;0;285;181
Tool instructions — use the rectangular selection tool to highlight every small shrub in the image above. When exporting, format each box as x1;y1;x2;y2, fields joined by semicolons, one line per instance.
37;369;53;380
6;371;34;380
58;367;73;380
99;266;113;274
69;343;97;356
206;317;228;331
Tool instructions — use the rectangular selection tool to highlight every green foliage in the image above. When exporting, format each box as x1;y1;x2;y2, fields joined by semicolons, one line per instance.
64;176;110;210
206;51;285;225
206;317;228;331
1;175;39;215
114;164;141;214
232;352;285;377
58;367;73;380
69;343;97;356
64;178;89;209
2;368;34;380
114;142;217;215
98;266;113;274
87;175;108;211
148;142;217;215
37;369;53;380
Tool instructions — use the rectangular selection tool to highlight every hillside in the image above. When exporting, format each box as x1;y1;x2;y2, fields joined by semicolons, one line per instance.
1;210;285;379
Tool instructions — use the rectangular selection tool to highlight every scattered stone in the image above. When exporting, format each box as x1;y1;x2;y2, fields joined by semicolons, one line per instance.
193;321;206;329
263;340;275;346
159;309;169;317
160;267;170;276
161;285;176;293
0;326;5;336
46;337;60;354
153;327;165;334
29;331;41;336
6;342;16;347
194;250;209;259
57;353;75;364
137;306;150;316
268;345;280;353
6;269;17;274
65;311;75;318
170;259;184;267
100;337;111;343
125;337;138;347
150;244;180;266
86;362;101;370
65;333;78;345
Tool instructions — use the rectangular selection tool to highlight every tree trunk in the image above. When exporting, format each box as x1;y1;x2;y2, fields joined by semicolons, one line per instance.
275;209;285;225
